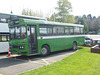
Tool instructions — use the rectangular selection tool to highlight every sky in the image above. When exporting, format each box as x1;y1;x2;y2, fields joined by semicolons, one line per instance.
0;0;100;17
70;0;100;17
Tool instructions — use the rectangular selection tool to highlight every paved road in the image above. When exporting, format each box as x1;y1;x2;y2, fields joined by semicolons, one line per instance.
0;49;76;75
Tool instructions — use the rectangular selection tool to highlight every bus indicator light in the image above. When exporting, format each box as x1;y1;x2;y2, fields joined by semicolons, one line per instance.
22;42;25;44
8;48;10;51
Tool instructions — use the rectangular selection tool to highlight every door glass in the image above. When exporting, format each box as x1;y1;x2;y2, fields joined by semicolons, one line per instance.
31;26;36;50
27;26;30;37
31;26;35;40
28;25;38;54
27;26;31;54
31;27;35;33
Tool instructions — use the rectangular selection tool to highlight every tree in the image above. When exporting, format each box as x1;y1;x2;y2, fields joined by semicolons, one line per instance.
87;14;92;20
29;9;33;16
83;15;87;19
92;17;100;33
66;15;75;23
22;9;28;15
49;14;55;21
78;17;88;33
21;9;44;17
75;14;100;33
49;14;75;23
93;16;96;20
55;0;72;23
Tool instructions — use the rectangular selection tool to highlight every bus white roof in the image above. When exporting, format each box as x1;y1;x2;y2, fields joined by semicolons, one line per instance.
0;13;47;21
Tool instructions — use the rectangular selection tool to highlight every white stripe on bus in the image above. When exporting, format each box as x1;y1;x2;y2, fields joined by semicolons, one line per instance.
37;35;85;39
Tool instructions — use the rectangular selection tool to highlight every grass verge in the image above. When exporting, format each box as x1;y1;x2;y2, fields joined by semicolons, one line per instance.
19;47;100;75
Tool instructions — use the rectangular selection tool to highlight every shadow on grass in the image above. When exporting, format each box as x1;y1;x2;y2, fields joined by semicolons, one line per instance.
77;46;84;50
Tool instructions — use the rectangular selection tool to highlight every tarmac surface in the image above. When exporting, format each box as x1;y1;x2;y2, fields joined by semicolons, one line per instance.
0;49;76;75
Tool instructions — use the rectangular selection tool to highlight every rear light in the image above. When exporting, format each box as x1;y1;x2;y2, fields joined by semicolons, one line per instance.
8;48;10;51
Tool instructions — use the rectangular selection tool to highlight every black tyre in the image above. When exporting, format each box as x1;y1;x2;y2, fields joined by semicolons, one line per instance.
41;45;50;56
72;42;77;50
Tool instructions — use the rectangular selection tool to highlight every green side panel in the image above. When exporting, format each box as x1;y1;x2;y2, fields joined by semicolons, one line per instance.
10;36;84;56
37;36;84;53
75;37;85;46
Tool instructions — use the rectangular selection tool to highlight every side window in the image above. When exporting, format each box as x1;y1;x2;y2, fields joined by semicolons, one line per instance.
2;36;6;41
0;36;2;41
70;27;74;34
0;34;9;42
53;26;58;35
74;27;80;34
53;26;64;35
47;27;52;35
58;26;64;34
80;27;83;34
39;25;52;36
65;27;70;35
39;27;48;35
65;27;74;35
0;14;10;23
10;28;14;39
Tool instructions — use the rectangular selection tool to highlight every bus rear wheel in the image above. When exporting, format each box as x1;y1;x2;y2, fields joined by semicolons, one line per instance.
73;42;77;50
41;45;50;56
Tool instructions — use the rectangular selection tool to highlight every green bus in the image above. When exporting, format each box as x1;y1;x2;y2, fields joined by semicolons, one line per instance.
8;18;84;56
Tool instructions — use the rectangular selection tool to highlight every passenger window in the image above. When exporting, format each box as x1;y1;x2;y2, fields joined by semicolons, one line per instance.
47;27;52;35
53;26;64;35
74;27;80;34
65;27;70;35
80;27;83;34
65;27;74;35
39;25;52;36
0;34;9;42
70;27;74;34
39;28;48;35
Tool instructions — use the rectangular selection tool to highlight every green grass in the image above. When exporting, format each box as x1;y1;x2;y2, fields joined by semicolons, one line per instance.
19;47;100;75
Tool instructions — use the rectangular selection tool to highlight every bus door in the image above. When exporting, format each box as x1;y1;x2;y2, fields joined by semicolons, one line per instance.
27;25;38;54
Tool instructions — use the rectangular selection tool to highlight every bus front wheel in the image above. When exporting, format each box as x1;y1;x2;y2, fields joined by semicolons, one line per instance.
41;45;50;56
73;42;77;50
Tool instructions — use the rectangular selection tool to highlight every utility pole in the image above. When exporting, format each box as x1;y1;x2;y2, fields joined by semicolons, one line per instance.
10;10;13;20
11;10;13;14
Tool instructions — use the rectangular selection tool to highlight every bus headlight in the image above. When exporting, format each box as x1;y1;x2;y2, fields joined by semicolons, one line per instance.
22;46;24;49
19;46;24;49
